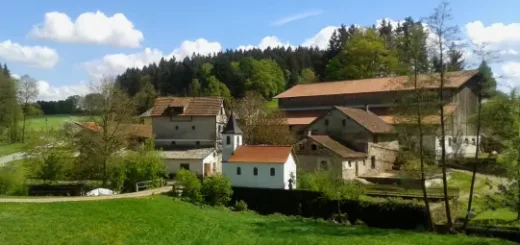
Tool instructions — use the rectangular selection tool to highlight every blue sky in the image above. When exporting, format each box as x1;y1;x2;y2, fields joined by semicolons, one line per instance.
1;0;519;100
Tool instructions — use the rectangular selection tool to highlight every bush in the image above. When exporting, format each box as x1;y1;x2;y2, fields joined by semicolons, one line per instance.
234;200;248;211
0;161;27;195
202;174;233;206
175;169;202;202
121;151;166;192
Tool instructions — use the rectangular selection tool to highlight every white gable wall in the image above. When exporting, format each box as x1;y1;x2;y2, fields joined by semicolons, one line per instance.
283;154;297;189
163;151;217;176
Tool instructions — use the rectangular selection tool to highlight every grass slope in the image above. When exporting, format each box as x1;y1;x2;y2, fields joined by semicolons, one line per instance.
25;114;85;131
0;143;24;157
0;196;511;245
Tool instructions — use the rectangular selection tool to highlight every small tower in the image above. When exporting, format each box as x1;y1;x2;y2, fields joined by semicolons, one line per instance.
222;113;243;162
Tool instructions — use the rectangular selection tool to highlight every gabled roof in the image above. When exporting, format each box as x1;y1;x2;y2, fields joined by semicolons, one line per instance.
223;114;243;134
150;97;223;117
334;106;395;134
160;148;215;160
274;70;479;99
307;135;366;159
227;145;293;164
139;108;153;117
284;110;327;126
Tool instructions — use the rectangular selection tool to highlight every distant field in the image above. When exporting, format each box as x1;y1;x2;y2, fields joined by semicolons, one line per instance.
0;196;511;245
25;114;86;131
266;99;279;110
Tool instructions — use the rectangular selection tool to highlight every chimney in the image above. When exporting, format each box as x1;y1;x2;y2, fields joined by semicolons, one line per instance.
364;104;369;112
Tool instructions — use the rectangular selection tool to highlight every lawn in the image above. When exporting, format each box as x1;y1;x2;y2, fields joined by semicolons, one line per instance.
0;143;24;157
25;114;86;131
266;99;279;110
0;196;512;245
0;115;86;157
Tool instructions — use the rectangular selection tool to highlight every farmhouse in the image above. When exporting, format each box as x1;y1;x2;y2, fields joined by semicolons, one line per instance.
222;114;297;189
275;70;481;158
142;96;227;176
296;106;398;179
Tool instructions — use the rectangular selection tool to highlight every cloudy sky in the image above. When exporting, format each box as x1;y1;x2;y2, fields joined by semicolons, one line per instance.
1;0;519;100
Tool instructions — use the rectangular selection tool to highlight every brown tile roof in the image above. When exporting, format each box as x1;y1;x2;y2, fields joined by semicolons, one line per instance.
150;97;223;117
308;135;367;159
227;145;293;164
379;103;458;125
335;106;395;134
74;121;152;138
274;70;479;99
284;110;327;126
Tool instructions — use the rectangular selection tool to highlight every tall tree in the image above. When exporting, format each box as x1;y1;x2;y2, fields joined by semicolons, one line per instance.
0;72;21;143
395;17;429;73
298;68;318;84
17;75;39;143
446;42;465;71
134;76;157;114
427;1;459;230
463;44;499;230
326;28;401;80
244;58;285;98
2;64;10;78
78;78;136;186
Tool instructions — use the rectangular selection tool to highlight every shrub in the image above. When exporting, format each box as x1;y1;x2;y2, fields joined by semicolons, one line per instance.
202;174;233;206
234;200;248;212
0;161;27;195
121;151;166;192
175;169;202;202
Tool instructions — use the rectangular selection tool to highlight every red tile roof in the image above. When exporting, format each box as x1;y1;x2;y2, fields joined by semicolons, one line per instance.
377;104;458;125
150;97;223;117
274;70;479;99
284;110;327;126
227;145;293;164
308;135;366;159
335;107;395;134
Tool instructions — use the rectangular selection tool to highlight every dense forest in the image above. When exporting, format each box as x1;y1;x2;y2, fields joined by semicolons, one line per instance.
115;18;466;113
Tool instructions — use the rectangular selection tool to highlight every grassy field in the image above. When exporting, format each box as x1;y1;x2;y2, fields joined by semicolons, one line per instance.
0;115;86;157
266;99;279;110
0;196;511;245
25;114;86;131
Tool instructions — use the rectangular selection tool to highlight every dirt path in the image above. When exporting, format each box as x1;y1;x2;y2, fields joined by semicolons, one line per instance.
0;186;172;203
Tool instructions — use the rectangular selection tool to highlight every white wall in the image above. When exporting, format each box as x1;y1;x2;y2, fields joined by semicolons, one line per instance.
163;151;218;176
223;155;296;189
425;135;480;159
222;134;241;162
283;154;297;189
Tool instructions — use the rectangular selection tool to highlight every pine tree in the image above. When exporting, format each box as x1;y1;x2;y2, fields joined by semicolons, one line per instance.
446;42;465;71
2;64;10;78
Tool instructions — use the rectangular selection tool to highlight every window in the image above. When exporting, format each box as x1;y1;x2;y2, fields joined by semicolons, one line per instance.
270;168;275;176
253;167;258;176
180;164;190;170
325;119;329;126
311;144;317;151
342;119;346;126
320;161;328;170
448;138;452;146
371;156;376;169
348;161;352;167
373;135;379;143
453;137;457;143
465;138;469;144
236;167;241;175
226;136;230;145
171;141;176;145
175;125;179;130
363;160;366;166
299;144;304;150
196;141;200;146
471;138;476;145
192;125;196;130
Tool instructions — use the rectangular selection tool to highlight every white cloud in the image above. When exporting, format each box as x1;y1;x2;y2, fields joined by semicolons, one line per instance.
376;18;404;29
302;26;338;50
272;10;323;26
36;80;89;101
84;38;222;78
0;40;59;68
237;36;293;51
499;62;520;91
30;11;143;48
466;21;520;46
170;38;221;60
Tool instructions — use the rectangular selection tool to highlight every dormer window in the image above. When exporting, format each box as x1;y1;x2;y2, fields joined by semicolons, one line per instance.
325;119;329;126
168;106;184;116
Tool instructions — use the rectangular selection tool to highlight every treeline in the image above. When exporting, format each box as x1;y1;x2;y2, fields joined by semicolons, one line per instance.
36;96;83;115
115;17;466;113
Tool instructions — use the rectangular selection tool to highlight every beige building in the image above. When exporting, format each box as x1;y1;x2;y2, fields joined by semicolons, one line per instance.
143;97;227;176
295;106;399;179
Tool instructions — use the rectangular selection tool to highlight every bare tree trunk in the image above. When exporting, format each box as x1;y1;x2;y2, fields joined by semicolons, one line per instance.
439;52;453;229
21;110;26;143
463;93;482;229
415;70;433;230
